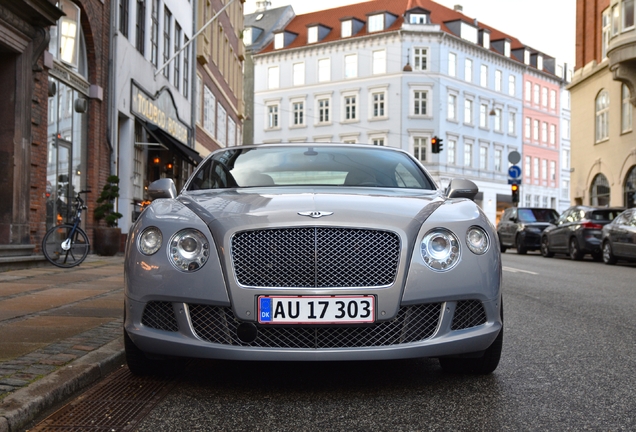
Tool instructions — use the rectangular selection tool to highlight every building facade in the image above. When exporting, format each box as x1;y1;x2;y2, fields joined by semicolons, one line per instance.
251;0;568;223
113;0;198;235
194;0;245;157
570;0;636;208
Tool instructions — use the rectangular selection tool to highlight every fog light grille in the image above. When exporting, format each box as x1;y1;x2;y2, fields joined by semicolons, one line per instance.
451;300;487;330
141;301;178;332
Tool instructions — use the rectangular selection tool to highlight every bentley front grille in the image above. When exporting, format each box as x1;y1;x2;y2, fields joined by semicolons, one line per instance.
451;300;487;330
188;303;441;348
231;228;401;288
141;301;179;332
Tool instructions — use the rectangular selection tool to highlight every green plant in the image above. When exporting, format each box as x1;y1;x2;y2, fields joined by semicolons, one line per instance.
94;175;123;228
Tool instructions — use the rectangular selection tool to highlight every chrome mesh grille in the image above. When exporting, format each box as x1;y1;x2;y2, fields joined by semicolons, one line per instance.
188;303;441;348
141;301;179;332
231;228;400;288
451;300;487;330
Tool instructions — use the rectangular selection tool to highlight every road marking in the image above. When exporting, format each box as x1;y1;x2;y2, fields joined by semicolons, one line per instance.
502;266;539;275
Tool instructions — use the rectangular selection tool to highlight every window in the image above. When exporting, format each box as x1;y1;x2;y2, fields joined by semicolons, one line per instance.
410;13;428;24
228;117;236;147
345;54;357;78
549;124;556;145
562;149;570;170
494;149;502;172
562;179;570;200
274;32;284;49
372;92;386;118
464;98;473;124
508;75;515;96
217;104;227;147
590;173;610;206
495;70;502;92
465;58;473;82
596;89;610;142
525;81;531;102
267;103;279;129
624;166;636;207
119;0;129;38
602;8;611;58
494;108;502;131
292;100;305;126
414;47;428;71
341;20;352;38
563;118;570;139
449;53;457;77
612;4;620;36
268;66;279;89
447;139;456;165
541;87;548;107
525;117;531;139
622;84;633;133
541;159;547;180
344;94;357;121
371;136;385;146
163;7;171;78
203;85;215;134
413;90;428;116
479;147;487;170
464;142;473;167
525;156;531;179
525;194;532;207
533;119;539;141
150;0;159;65
183;36;189;98
479;103;488;128
533;84;540;104
173;22;181;89
308;26;318;43
317;98;330;124
533;157;539;179
136;0;145;55
447;94;457;120
541;122;548;143
368;14;383;32
414;137;427;162
623;0;634;30
318;58;330;82
550;89;557;110
372;50;386;75
293;63;305;86
480;64;488;87
196;75;202;124
508;112;516;135
534;195;540;207
550;160;556;181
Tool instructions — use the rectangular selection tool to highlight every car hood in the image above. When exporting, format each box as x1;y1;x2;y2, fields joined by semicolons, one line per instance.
520;222;552;230
178;187;445;234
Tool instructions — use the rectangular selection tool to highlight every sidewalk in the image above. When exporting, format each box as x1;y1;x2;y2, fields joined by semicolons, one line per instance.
0;255;126;432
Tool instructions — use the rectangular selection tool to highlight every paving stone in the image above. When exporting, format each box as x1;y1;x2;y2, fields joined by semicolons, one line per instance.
0;385;13;392
72;345;97;351
0;377;28;387
22;365;56;375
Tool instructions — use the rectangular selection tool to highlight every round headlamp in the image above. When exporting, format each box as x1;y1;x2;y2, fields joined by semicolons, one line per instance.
168;229;210;272
466;226;489;255
138;227;163;255
420;229;461;271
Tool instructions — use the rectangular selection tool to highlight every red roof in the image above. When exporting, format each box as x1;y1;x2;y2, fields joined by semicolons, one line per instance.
257;0;541;60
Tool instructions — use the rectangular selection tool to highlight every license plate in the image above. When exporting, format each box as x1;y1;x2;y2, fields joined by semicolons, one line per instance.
258;295;375;324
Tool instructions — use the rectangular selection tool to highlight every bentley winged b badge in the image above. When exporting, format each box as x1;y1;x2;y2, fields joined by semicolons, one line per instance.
298;211;334;218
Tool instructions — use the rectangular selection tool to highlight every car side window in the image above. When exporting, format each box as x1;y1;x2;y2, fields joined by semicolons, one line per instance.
560;210;572;224
629;211;636;226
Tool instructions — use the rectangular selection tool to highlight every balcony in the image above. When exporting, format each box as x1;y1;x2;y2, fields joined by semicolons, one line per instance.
608;1;636;105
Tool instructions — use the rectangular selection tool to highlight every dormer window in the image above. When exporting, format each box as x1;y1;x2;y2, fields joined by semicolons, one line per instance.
410;13;428;24
368;14;384;32
504;40;511;57
480;29;490;49
274;32;284;49
405;7;431;26
524;50;530;65
537;55;544;70
342;20;352;37
244;27;253;46
308;26;318;43
445;20;478;44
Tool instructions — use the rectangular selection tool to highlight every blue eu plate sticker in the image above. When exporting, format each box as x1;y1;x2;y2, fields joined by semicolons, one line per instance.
259;297;272;322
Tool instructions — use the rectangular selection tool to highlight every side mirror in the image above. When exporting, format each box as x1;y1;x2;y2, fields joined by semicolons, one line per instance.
446;178;478;201
147;178;177;199
509;217;517;223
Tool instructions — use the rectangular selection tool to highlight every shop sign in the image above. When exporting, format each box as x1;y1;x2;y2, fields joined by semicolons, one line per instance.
131;83;189;144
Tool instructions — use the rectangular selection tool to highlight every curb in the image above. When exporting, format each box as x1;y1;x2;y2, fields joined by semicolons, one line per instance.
0;337;125;432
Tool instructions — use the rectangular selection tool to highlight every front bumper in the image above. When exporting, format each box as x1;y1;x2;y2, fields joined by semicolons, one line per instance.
124;295;502;361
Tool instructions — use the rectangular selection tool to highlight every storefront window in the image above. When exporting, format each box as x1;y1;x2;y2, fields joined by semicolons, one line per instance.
590;173;610;206
624;165;636;208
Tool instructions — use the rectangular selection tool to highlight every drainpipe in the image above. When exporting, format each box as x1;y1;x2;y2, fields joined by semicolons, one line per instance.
191;0;197;151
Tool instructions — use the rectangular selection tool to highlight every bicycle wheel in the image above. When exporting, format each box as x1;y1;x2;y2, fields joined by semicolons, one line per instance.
42;224;90;268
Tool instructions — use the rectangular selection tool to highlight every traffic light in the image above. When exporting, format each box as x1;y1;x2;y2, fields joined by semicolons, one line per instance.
431;136;444;154
511;183;519;203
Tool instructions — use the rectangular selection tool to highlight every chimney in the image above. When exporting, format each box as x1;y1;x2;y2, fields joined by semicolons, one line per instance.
454;4;463;12
256;1;271;12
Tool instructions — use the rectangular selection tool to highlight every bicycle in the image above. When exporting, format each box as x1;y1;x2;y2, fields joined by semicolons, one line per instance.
42;190;92;268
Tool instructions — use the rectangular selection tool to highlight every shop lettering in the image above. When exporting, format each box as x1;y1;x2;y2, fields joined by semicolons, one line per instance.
132;87;188;144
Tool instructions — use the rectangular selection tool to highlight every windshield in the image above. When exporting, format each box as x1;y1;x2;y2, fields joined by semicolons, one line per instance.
589;210;623;221
186;146;436;191
517;208;559;223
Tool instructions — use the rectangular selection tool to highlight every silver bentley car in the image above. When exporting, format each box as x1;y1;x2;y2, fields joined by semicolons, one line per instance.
124;144;503;375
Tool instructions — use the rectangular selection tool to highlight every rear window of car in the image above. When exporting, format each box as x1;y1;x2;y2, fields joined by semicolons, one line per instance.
517;208;559;223
589;210;623;221
186;146;437;190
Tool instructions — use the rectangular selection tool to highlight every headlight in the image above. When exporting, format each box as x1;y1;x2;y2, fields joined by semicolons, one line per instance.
420;229;461;271
168;229;210;272
138;227;163;255
466;226;489;255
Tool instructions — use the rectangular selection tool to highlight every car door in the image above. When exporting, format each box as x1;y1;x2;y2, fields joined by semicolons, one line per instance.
625;210;636;258
608;213;628;256
551;209;572;251
503;208;517;246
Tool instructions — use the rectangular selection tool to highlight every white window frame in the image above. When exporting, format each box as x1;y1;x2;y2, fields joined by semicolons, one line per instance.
550;89;557;110
449;52;457;77
318;58;331;82
290;98;306;127
410;85;431;117
274;32;284;49
293;62;305;86
447;138;456;165
369;133;387;146
494;148;502;172
508;75;516;97
217;103;227;147
413;47;428;71
480;64;488;87
541;121;548;143
525;81;531;102
622;84;633;133
344;54;357;79
596;90;610;142
464;141;473;167
508;111;516;135
465;58;473;83
372;50;386;75
549;124;556;145
308;26;318;44
447;93;457;121
268;66;279;89
494;108;502;132
525;117;531;139
464;97;474;125
533;119;540;141
479;146;488;170
370;87;388;120
413;136;428;162
368;14;384;32
479;103;488;128
203;85;216;135
265;101;280;130
341;20;352;38
316;95;332;125
342;90;359;122
495;70;502;92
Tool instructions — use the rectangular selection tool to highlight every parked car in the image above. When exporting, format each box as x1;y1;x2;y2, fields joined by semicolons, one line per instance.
124;144;503;376
601;208;636;264
497;207;559;254
540;205;625;261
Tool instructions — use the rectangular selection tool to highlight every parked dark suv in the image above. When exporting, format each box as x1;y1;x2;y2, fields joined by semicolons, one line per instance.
497;207;559;254
540;205;624;261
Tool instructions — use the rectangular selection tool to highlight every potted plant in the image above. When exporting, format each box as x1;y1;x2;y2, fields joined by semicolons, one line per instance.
93;174;123;256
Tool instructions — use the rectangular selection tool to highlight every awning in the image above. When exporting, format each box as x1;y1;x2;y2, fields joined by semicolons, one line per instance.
140;121;202;166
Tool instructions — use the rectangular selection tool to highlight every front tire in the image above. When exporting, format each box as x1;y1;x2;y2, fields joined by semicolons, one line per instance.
515;235;527;255
540;236;554;258
498;235;507;253
602;241;617;265
569;237;584;261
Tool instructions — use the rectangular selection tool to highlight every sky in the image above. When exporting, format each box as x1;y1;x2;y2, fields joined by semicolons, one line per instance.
243;0;576;70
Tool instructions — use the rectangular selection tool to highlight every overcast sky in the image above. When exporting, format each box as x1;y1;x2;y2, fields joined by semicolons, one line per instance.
244;0;576;69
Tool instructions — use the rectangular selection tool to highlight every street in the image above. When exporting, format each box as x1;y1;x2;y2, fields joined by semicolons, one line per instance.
33;252;636;431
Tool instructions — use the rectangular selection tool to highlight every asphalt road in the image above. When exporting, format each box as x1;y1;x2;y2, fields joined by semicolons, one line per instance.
128;252;636;431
